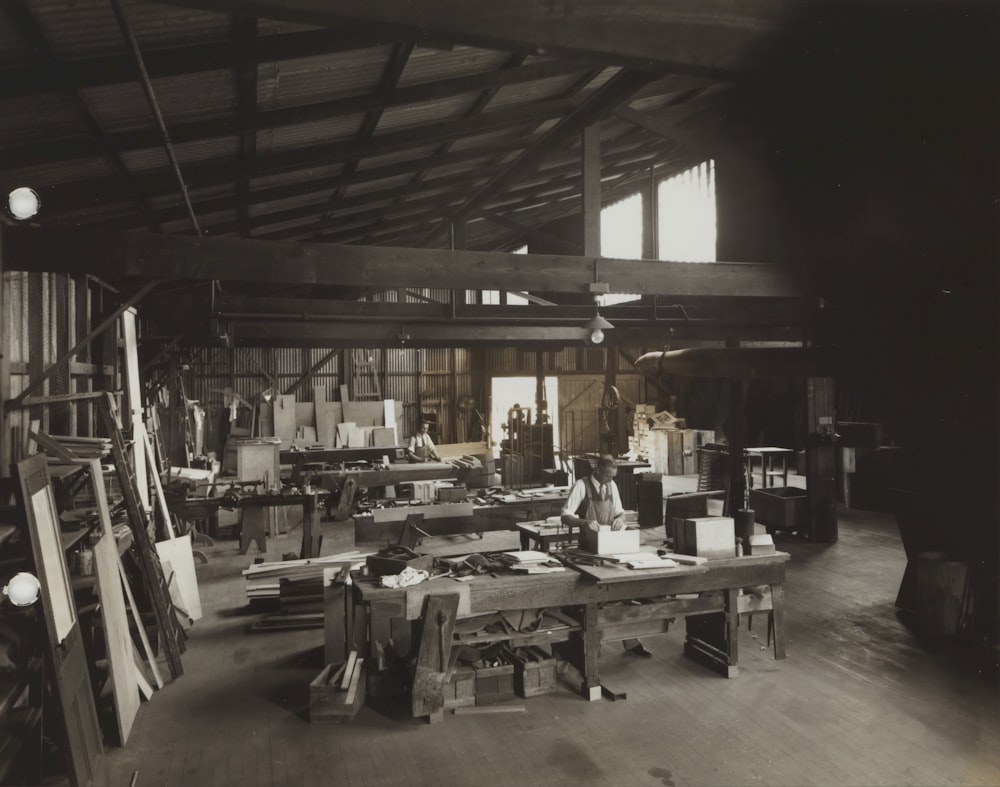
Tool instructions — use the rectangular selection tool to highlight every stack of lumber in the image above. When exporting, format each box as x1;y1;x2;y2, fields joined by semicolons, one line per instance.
243;551;370;605
43;434;112;460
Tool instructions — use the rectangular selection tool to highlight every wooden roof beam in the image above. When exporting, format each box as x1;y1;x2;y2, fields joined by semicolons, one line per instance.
1;225;806;298
0;27;379;99
162;0;754;77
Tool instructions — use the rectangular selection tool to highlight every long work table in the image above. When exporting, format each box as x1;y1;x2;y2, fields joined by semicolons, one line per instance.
353;551;789;709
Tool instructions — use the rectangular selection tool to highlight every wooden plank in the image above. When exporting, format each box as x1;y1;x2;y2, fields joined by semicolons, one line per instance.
118;557;164;690
341;651;358;691
405;582;471;620
273;395;297;448
88;457;140;743
141;422;175;539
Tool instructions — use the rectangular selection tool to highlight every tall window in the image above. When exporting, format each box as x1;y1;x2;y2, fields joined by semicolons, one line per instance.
657;160;716;262
600;192;643;306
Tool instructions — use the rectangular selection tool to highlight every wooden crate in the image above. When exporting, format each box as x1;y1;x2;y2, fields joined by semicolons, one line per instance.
506;646;558;698
443;664;476;709
472;662;515;705
749;487;808;531
309;658;365;723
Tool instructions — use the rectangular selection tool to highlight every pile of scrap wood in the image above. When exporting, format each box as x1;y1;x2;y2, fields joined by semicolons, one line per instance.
310;649;365;722
244;551;370;630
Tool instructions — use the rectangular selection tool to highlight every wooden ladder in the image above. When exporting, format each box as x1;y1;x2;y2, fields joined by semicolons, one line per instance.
351;350;382;401
96;392;186;678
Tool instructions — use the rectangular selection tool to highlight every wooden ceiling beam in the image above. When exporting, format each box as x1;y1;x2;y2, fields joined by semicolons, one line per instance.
0;27;378;99
221;319;801;348
1;224;805;298
161;0;756;78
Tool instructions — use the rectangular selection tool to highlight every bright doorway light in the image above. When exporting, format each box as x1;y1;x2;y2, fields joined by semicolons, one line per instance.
490;376;560;462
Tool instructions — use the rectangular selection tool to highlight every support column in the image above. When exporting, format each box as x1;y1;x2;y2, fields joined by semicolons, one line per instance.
806;376;838;542
582;125;601;257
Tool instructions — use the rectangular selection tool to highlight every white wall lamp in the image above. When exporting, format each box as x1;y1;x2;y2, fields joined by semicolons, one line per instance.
7;186;40;221
3;572;41;607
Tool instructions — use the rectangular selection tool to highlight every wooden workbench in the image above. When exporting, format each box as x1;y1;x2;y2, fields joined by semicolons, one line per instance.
315;461;458;490
352;490;570;542
353;551;789;706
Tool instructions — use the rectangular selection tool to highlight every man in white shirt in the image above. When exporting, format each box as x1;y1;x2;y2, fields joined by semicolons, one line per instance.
561;455;652;657
560;454;626;535
407;421;440;463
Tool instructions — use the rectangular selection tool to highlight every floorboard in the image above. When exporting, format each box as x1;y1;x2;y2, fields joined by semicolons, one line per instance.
102;475;1000;787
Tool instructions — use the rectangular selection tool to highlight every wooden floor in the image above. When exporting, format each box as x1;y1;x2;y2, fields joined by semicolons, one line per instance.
103;484;1000;787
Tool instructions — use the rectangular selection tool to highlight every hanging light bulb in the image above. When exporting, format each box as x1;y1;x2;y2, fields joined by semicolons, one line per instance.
7;186;40;220
585;311;614;345
3;572;41;607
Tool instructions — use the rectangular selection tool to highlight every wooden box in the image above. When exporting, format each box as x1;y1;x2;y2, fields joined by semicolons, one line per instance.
676;516;735;560
505;646;558;698
309;660;365;723
472;662;515;705
443;664;476;709
583;526;640;555
748;487;808;531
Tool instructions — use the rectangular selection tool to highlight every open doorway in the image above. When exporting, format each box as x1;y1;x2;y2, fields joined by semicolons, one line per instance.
490;376;560;467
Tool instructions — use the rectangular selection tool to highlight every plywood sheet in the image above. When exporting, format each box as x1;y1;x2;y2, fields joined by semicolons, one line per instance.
295;402;316;428
273;395;297;448
155;534;203;620
344;401;384;427
316;402;343;447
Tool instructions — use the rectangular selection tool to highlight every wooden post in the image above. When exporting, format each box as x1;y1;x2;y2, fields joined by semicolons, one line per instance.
806;376;838;542
0;227;8;477
582;125;601;257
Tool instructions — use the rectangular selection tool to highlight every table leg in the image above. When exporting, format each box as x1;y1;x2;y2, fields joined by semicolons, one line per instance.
724;588;739;668
770;584;787;659
519;531;530;550
581;604;602;700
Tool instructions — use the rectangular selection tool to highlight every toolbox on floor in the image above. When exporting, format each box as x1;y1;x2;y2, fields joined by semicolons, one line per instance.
472;659;515;705
505;646;558;698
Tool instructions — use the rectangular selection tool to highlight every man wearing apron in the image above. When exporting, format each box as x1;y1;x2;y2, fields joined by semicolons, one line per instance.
407;421;441;463
561;455;653;657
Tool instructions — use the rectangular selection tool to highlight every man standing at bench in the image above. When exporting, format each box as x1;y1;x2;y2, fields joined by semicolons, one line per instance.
561;455;653;658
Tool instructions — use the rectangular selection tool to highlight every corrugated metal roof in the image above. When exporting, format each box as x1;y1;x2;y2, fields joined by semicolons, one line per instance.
397;46;510;87
354;145;440;171
0;94;81;144
249;163;344;190
375;95;480;133
27;0;230;59
485;74;584;110
341;173;417;199
4;157;113;188
264;46;395;109
260;114;366;152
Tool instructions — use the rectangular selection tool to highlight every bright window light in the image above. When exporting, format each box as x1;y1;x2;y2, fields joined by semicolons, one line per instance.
600;192;642;306
658;160;716;262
